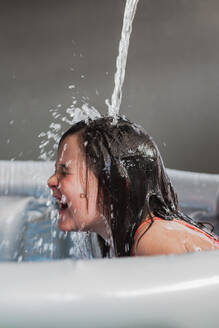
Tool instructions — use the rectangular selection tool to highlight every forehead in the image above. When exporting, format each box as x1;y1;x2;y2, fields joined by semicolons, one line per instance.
57;134;83;162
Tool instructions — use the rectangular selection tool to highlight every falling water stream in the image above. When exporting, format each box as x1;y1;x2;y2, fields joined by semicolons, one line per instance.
108;0;139;119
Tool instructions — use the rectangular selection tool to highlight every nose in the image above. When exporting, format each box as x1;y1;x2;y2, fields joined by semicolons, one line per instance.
47;173;58;190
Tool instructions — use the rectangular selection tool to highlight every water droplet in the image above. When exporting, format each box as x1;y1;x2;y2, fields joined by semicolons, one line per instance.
46;200;52;206
69;247;74;255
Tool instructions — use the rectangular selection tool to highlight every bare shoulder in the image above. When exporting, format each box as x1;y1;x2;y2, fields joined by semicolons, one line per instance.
134;219;218;256
135;220;185;256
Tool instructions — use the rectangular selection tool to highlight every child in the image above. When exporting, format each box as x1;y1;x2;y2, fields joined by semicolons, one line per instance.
48;116;219;257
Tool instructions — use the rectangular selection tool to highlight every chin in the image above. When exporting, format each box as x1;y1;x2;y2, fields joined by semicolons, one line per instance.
58;215;75;231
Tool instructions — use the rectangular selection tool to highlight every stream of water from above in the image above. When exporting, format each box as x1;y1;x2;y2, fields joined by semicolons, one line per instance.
107;0;139;120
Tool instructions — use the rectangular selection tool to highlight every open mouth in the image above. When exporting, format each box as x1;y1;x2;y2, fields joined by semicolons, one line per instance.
59;202;68;211
54;194;69;212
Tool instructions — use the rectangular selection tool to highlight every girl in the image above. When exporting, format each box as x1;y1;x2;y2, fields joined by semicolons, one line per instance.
48;116;219;257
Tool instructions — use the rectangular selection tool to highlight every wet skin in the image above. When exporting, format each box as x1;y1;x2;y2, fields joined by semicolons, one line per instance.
48;134;107;238
133;219;219;256
48;135;219;257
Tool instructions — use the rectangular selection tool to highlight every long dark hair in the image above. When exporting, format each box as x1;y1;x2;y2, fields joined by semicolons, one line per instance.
59;116;213;257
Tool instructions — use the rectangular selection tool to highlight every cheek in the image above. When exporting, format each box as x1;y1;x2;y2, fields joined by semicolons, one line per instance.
59;177;84;201
57;179;69;195
58;177;73;191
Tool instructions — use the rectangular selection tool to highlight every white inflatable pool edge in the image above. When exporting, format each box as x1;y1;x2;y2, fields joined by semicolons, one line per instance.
0;160;219;327
1;251;219;327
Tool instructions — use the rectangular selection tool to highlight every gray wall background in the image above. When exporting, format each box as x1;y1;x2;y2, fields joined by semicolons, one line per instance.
0;0;219;173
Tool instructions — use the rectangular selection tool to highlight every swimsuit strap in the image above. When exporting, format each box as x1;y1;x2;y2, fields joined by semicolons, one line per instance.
133;217;162;241
132;217;219;256
171;218;219;244
132;217;162;256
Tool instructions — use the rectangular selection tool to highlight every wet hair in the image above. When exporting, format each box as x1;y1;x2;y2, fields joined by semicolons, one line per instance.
59;116;214;257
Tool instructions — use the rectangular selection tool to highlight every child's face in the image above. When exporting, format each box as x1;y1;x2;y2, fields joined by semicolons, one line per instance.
48;134;100;232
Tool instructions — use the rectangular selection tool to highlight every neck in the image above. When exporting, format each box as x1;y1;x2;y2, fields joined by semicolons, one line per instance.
91;215;112;244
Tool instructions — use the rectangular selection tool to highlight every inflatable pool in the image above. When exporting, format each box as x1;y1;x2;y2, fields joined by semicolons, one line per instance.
0;160;219;327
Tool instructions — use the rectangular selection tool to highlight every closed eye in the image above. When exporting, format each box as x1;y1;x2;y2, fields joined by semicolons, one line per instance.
61;170;69;176
55;163;71;176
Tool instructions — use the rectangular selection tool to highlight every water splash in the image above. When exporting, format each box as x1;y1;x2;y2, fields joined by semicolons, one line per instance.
107;0;139;120
39;0;140;157
38;98;101;161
